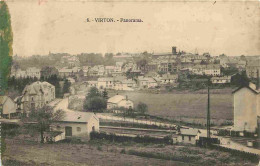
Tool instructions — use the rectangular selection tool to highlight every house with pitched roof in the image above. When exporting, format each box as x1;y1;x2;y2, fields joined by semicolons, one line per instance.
0;96;19;119
107;95;134;110
16;81;55;114
51;111;99;141
177;128;200;144
232;82;260;133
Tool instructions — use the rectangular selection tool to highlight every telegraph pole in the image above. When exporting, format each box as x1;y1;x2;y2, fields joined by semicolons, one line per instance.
207;78;211;138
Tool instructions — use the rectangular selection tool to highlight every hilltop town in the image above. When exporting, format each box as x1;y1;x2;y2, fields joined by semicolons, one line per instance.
1;47;260;165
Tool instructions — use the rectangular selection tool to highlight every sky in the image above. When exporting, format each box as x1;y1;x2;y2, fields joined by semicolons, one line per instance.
6;0;260;57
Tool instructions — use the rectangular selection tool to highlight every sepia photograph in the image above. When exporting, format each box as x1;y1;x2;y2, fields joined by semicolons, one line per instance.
0;0;260;165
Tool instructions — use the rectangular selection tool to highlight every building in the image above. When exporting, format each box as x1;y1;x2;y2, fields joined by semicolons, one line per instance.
60;55;80;67
160;74;178;85
192;64;220;76
17;81;56;114
58;67;82;78
204;64;221;76
246;60;260;78
11;67;41;79
211;76;231;84
105;66;115;75
107;95;134;110
10;68;26;78
51;111;99;141
40;66;59;78
177;128;200;145
97;77;114;89
87;81;98;88
0;96;19;119
232;83;260;133
82;66;90;77
26;67;41;79
58;68;74;77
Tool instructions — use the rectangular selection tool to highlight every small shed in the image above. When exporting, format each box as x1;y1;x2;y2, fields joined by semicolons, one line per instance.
177;128;200;144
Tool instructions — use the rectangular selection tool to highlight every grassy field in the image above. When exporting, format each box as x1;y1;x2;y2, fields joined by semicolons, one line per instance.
108;90;233;120
3;139;256;166
2;139;188;166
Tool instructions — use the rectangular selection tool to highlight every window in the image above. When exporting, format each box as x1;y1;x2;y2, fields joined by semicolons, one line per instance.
182;135;184;140
189;136;191;141
77;127;81;132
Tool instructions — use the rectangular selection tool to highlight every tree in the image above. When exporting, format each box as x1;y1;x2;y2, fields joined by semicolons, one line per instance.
22;106;65;143
231;72;250;87
102;88;109;100
84;87;107;112
221;66;239;76
200;60;208;65
84;96;107;112
63;79;71;94
87;87;100;98
219;54;227;58
136;102;148;115
55;81;62;98
0;2;13;95
240;55;246;61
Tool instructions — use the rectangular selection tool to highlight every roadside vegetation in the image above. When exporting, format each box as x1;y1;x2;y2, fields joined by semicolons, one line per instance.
2;138;257;166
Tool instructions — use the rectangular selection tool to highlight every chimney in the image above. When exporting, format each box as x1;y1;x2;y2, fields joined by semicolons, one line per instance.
257;69;260;90
172;46;177;55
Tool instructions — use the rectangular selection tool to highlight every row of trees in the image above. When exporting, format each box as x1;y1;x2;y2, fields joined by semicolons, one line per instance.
14;52;117;71
176;70;250;90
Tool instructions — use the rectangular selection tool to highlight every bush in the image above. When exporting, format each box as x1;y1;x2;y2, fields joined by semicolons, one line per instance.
90;131;172;145
97;146;102;151
120;148;126;154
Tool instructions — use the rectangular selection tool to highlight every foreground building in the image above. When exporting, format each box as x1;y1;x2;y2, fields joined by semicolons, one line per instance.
0;96;19;119
51;111;99;141
233;83;260;133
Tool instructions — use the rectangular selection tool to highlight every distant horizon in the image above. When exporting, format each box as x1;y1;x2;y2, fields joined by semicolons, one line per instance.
13;50;260;58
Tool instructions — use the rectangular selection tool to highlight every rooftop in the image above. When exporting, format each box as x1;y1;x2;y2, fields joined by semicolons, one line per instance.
107;95;126;104
60;111;98;123
180;128;200;136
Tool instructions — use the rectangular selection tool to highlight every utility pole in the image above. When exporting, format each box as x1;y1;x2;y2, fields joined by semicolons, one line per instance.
207;78;211;138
